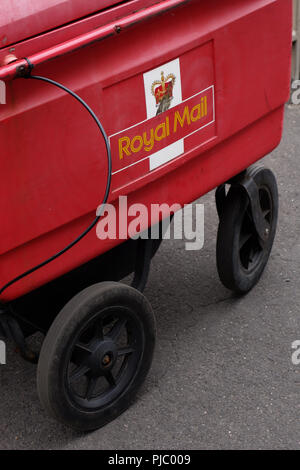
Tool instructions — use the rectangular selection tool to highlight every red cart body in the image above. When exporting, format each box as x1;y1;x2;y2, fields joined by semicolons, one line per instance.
0;0;292;301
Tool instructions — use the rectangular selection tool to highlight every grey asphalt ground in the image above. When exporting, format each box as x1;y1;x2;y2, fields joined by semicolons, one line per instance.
0;105;299;450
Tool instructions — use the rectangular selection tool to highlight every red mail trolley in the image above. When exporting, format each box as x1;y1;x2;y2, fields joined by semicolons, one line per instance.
0;0;292;430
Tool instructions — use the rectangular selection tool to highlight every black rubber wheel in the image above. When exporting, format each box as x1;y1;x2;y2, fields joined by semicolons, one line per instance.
216;166;278;294
37;282;156;431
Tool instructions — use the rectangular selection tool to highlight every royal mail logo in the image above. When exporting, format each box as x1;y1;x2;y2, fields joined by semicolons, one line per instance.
109;57;215;191
152;71;176;116
110;86;214;171
117;91;210;161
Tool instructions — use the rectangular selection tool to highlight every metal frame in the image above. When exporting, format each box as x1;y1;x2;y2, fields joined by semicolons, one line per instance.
216;167;270;243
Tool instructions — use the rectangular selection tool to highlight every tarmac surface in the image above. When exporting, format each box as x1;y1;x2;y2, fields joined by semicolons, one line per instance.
0;105;299;450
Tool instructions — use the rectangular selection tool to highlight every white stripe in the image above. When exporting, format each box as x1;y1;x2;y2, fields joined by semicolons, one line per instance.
149;140;184;171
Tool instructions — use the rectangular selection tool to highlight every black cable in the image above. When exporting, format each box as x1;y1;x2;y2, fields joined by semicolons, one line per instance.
0;74;112;297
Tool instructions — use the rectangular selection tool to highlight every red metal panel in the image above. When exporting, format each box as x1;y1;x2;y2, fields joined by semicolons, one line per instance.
0;0;127;49
0;1;173;68
0;0;188;81
0;0;292;301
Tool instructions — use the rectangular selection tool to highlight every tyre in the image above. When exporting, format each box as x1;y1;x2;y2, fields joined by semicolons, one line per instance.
216;166;278;294
37;281;156;431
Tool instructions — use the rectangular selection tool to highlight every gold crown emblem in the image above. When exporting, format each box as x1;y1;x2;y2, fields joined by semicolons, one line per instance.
151;71;176;105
